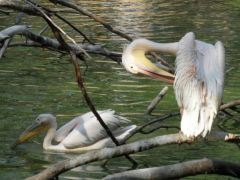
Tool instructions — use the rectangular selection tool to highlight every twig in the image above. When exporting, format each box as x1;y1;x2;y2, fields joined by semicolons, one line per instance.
54;13;94;44
0;1;77;16
103;158;240;180
26;0;94;45
142;112;180;129
226;67;234;73
49;0;133;41
0;1;46;16
26;0;90;58
122;112;180;142
38;24;48;35
146;86;169;114
220;99;240;111
0;8;10;15
140;125;180;134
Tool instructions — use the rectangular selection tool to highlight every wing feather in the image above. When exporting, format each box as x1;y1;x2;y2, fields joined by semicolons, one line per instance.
60;109;130;149
174;32;225;137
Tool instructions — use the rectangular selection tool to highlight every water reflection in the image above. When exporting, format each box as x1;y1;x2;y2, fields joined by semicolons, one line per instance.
0;0;239;179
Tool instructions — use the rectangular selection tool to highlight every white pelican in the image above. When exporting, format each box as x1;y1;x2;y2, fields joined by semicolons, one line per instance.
122;32;225;137
13;109;137;152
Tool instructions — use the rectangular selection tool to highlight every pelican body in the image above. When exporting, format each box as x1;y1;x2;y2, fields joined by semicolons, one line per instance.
122;32;225;137
13;109;137;152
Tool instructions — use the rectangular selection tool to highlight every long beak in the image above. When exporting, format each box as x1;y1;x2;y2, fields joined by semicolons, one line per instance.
134;50;175;84
11;121;48;149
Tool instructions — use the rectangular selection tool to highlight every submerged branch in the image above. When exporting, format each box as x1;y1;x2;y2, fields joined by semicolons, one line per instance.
104;158;240;180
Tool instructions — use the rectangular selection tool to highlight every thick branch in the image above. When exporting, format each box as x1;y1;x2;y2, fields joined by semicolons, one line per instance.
104;158;240;179
0;11;24;59
26;133;188;180
26;131;240;180
18;30;121;61
0;25;29;41
0;1;44;16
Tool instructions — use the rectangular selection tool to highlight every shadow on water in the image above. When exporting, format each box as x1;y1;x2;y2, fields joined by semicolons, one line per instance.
0;0;240;179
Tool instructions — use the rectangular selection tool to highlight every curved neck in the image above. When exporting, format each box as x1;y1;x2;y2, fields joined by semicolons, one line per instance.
131;39;179;55
43;120;57;150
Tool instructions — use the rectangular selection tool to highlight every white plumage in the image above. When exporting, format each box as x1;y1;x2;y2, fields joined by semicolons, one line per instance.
122;32;225;137
174;32;225;137
14;109;137;152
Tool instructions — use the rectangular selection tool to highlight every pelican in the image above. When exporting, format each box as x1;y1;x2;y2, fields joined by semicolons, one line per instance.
122;32;225;137
13;109;137;152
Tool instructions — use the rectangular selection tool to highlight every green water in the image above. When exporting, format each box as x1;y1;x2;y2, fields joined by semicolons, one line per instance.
0;1;240;179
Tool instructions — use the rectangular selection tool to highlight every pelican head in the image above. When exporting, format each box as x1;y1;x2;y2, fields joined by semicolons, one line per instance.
12;114;56;148
122;39;177;84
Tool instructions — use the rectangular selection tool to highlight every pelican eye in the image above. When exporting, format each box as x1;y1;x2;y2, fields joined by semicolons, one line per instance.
36;118;41;123
131;66;133;69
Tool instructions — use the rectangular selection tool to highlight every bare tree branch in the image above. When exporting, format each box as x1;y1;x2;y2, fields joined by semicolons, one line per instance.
26;131;240;180
0;25;29;41
54;13;94;44
49;0;133;41
103;158;240;180
0;9;24;59
146;86;169;114
0;0;176;67
0;0;76;16
0;8;10;15
0;0;45;16
220;99;240;111
0;25;29;59
0;25;121;61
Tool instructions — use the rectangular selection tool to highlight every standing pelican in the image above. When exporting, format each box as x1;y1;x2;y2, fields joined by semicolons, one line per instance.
122;32;225;137
13;109;137;152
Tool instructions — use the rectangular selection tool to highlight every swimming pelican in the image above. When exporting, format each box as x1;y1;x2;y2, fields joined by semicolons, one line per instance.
13;109;137;152
122;32;225;137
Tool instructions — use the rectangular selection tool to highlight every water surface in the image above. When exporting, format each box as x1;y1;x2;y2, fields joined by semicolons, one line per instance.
0;0;240;179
